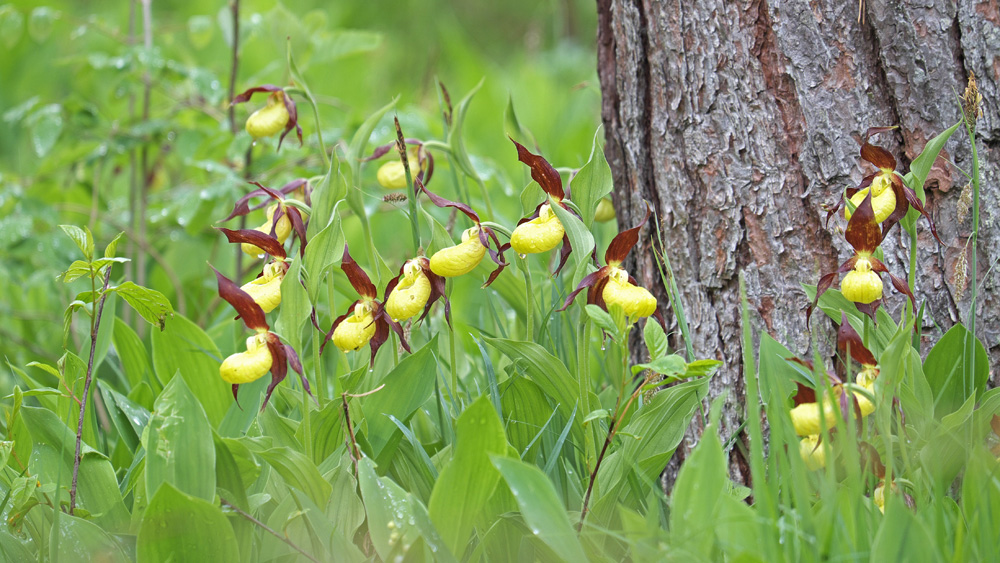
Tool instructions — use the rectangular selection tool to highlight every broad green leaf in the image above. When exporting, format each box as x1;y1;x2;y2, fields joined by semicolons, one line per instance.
112;318;153;390
669;419;726;557
492;456;587;562
50;514;129;563
503;94;537;149
348;96;398;179
300;399;343;464
366;336;439;463
599;377;709;492
151;313;230;427
500;377;553;463
257;447;331;507
585;304;618;337
113;281;172;330
549;197;595;270
359;458;454;562
20;406;129;531
632;354;686;378
145;375;216;501
446;79;485;184
59;260;93;283
137;482;240;563
485;337;583;447
0;531;32;562
97;380;149;453
307;154;345;239
59;225;94;261
275;258;310;352
571;127;613;229
103;231;125;259
923;323;988;417
428;395;508;556
870;494;938;562
303;206;344;304
907;120;963;202
643;317;669;360
315;29;382;62
520;180;545;215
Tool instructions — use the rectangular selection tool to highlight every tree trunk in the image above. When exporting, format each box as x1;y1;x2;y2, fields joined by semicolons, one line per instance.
596;0;1000;487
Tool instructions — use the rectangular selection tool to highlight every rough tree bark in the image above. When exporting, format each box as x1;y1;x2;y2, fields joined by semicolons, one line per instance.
596;0;1000;487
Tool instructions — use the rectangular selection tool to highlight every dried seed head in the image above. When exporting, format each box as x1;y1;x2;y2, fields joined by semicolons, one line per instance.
956;183;973;225
961;72;984;133
383;192;408;203
951;244;969;302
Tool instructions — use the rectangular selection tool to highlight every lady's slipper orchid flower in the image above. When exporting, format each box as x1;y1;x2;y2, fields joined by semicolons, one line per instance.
222;180;309;258
594;197;616;223
799;435;826;470
367;142;435;190
834;127;941;243
509;140;577;272
210;266;305;409
837;314;880;418
809;191;914;323
232;85;302;149
324;245;410;366
419;179;508;286
217;227;290;314
384;257;449;323
560;202;664;326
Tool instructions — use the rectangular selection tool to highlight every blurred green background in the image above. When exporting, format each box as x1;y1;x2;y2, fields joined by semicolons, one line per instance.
0;0;602;389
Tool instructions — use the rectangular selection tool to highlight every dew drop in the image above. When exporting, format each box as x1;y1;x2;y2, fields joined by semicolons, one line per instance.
518;254;527;260
251;140;257;148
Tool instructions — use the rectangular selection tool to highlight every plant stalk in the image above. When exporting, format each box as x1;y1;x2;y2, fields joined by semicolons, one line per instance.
69;265;113;515
220;497;320;563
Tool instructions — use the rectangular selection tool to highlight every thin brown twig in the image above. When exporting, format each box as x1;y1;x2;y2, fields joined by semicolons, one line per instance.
136;0;154;338
69;265;113;515
227;0;240;135
219;497;321;563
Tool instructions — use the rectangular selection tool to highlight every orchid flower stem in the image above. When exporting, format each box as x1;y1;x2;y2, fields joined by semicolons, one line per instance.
283;85;329;169
327;274;341;398
400;145;421;256
863;315;871;351
69;264;113;516
421;140;452;154
391;331;400;367
312;325;324;403
447;279;458;395
301;376;313;461
965;119;981;395
523;257;534;340
578;319;596;468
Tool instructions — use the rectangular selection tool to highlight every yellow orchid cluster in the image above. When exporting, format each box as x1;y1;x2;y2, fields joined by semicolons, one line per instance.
211;180;313;408
791;314;882;471
232;85;303;150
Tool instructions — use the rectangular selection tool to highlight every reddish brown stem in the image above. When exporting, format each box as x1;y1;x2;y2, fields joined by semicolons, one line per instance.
342;393;361;476
69;265;113;515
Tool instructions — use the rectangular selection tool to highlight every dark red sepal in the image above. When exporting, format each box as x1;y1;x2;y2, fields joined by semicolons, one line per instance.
605;201;652;266
837;313;878;366
860;141;897;170
216;227;287;259
870;257;916;310
559;266;610;311
844;191;882;253
511;138;564;201
262;335;288;411
211;265;268;331
341;245;377;300
417;177;481;224
222;181;286;222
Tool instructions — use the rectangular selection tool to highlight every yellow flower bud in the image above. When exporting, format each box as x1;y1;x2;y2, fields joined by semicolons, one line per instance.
594;197;616;223
240;262;285;313
855;366;878;417
799;435;826;470
429;227;487;277
219;333;272;384
602;268;657;318
242;204;293;257
790;398;840;436
386;261;431;321
332;303;377;352
377;157;421;189
841;258;882;304
873;481;886;514
510;204;566;254
845;176;896;223
245;91;290;139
